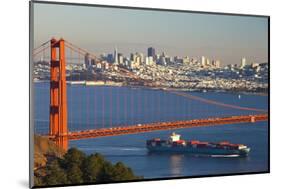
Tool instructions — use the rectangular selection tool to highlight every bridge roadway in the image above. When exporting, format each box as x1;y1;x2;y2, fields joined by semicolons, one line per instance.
61;114;267;141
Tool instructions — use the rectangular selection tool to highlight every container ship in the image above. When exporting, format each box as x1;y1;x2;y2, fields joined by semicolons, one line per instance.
146;132;250;157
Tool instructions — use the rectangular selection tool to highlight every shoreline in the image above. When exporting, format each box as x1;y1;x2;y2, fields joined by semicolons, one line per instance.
33;80;268;96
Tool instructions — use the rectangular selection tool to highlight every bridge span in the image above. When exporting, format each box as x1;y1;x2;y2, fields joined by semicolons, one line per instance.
57;114;268;141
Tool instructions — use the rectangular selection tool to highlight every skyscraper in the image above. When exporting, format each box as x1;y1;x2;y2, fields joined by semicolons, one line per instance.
84;53;91;70
201;56;206;66
206;58;210;66
114;47;118;64
148;47;156;60
118;53;123;65
107;53;114;63
241;57;246;68
130;53;135;62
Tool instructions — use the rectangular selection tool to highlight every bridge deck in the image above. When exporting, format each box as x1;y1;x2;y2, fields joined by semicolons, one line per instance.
52;114;268;140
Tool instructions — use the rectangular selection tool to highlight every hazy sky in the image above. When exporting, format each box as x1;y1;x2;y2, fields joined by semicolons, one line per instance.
33;2;268;65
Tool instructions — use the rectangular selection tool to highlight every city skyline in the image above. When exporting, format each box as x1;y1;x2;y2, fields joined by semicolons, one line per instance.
34;3;268;66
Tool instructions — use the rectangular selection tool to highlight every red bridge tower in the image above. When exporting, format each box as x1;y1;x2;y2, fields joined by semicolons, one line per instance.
49;38;68;151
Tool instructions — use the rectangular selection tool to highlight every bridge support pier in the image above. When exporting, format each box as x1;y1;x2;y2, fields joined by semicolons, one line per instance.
49;38;68;151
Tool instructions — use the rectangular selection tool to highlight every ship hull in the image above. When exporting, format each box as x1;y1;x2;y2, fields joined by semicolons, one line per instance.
146;146;250;157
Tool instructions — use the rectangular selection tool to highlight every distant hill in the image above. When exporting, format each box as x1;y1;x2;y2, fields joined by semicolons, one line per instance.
34;135;65;170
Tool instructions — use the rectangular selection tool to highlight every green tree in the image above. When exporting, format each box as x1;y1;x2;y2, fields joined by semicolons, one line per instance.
62;148;86;169
111;162;138;181
60;148;85;183
81;153;104;182
66;163;83;184
97;161;115;182
43;160;68;186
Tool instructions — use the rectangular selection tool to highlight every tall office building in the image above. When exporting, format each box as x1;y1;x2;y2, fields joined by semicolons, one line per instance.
84;53;91;70
114;47;118;64
201;56;206;66
241;57;246;68
159;54;167;65
206;58;210;66
107;53;114;63
148;47;156;59
130;53;135;62
118;53;124;65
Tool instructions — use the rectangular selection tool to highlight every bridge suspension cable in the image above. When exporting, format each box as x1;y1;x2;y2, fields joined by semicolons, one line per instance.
33;44;50;57
167;90;267;113
33;39;50;52
64;40;98;60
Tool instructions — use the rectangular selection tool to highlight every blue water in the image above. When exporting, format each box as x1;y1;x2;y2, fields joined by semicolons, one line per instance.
34;82;268;178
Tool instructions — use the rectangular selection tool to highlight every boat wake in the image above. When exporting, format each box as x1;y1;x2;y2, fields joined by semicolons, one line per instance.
79;146;146;152
210;154;240;158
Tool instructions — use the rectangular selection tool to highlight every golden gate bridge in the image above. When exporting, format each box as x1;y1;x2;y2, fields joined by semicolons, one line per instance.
33;38;268;151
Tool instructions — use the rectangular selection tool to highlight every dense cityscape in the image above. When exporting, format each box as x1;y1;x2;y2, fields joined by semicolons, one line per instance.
33;46;268;93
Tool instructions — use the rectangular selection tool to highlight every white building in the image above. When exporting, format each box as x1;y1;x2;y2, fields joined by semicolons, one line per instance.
114;47;118;64
206;58;210;66
145;56;154;66
215;60;221;68
201;56;206;66
241;57;246;68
